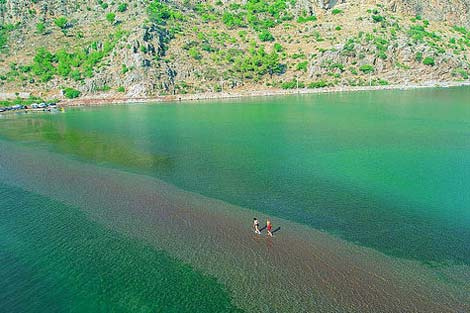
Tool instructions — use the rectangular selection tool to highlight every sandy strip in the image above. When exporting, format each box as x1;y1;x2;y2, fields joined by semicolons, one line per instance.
0;141;469;313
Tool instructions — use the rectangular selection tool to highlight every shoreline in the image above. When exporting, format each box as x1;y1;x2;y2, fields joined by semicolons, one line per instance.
63;79;470;107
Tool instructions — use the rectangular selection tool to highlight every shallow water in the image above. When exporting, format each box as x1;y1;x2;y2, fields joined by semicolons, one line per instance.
1;87;470;312
0;183;242;313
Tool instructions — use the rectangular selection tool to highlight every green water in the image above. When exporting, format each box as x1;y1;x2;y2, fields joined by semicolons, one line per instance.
0;183;242;313
1;87;470;311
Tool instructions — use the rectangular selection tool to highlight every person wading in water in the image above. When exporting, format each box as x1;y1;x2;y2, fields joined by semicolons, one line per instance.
253;217;261;234
266;219;273;237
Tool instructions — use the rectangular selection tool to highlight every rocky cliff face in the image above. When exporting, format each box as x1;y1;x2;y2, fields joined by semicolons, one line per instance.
0;0;469;100
387;0;470;27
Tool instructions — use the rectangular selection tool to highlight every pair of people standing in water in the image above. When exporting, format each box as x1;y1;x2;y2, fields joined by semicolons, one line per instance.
253;217;273;237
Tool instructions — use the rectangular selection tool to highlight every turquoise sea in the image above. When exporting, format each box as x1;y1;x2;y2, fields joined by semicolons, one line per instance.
1;87;469;312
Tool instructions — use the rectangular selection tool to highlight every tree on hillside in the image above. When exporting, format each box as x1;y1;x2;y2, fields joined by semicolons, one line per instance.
266;51;285;78
106;13;116;24
54;17;68;29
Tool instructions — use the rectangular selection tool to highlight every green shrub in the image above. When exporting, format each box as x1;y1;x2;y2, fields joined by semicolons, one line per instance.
359;64;374;73
121;64;129;74
291;52;305;59
229;3;240;10
106;13;116;24
395;62;410;70
378;79;389;85
36;22;46;34
188;47;202;60
274;43;283;52
308;80;328;88
70;70;81;81
0;28;8;51
17;66;30;73
296;61;308;72
3;23;15;32
342;38;355;55
297;15;317;23
415;52;423;62
377;51;387;59
148;1;179;25
372;15;384;23
335;26;342;31
258;30;274;42
40;72;53;82
329;63;344;72
57;61;71;77
222;12;245;28
63;87;81;99
32;47;55;81
423;56;435;66
452;69;468;79
97;85;111;91
331;9;343;15
281;79;304;89
234;47;284;79
238;30;247;39
117;3;128;12
54;17;68;29
117;86;125;92
407;25;441;42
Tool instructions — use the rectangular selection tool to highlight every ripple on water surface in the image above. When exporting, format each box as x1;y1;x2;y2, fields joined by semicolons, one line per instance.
0;183;243;313
1;141;469;313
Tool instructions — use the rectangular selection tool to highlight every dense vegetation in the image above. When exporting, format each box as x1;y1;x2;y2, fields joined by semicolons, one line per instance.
0;23;15;52
63;87;81;99
5;30;126;84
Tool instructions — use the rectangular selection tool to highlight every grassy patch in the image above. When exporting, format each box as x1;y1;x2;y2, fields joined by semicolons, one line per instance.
308;80;328;88
423;56;435;66
63;87;81;99
296;61;308;72
281;79;304;89
359;64;374;73
54;17;68;29
331;9;343;15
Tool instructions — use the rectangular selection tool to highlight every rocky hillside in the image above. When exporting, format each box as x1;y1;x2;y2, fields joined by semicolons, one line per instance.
0;0;469;101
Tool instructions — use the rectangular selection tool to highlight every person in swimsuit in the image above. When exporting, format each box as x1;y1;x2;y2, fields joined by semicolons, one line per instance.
266;219;273;237
253;218;261;234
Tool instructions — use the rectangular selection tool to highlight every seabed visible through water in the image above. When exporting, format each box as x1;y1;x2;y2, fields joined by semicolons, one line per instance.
1;87;470;312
